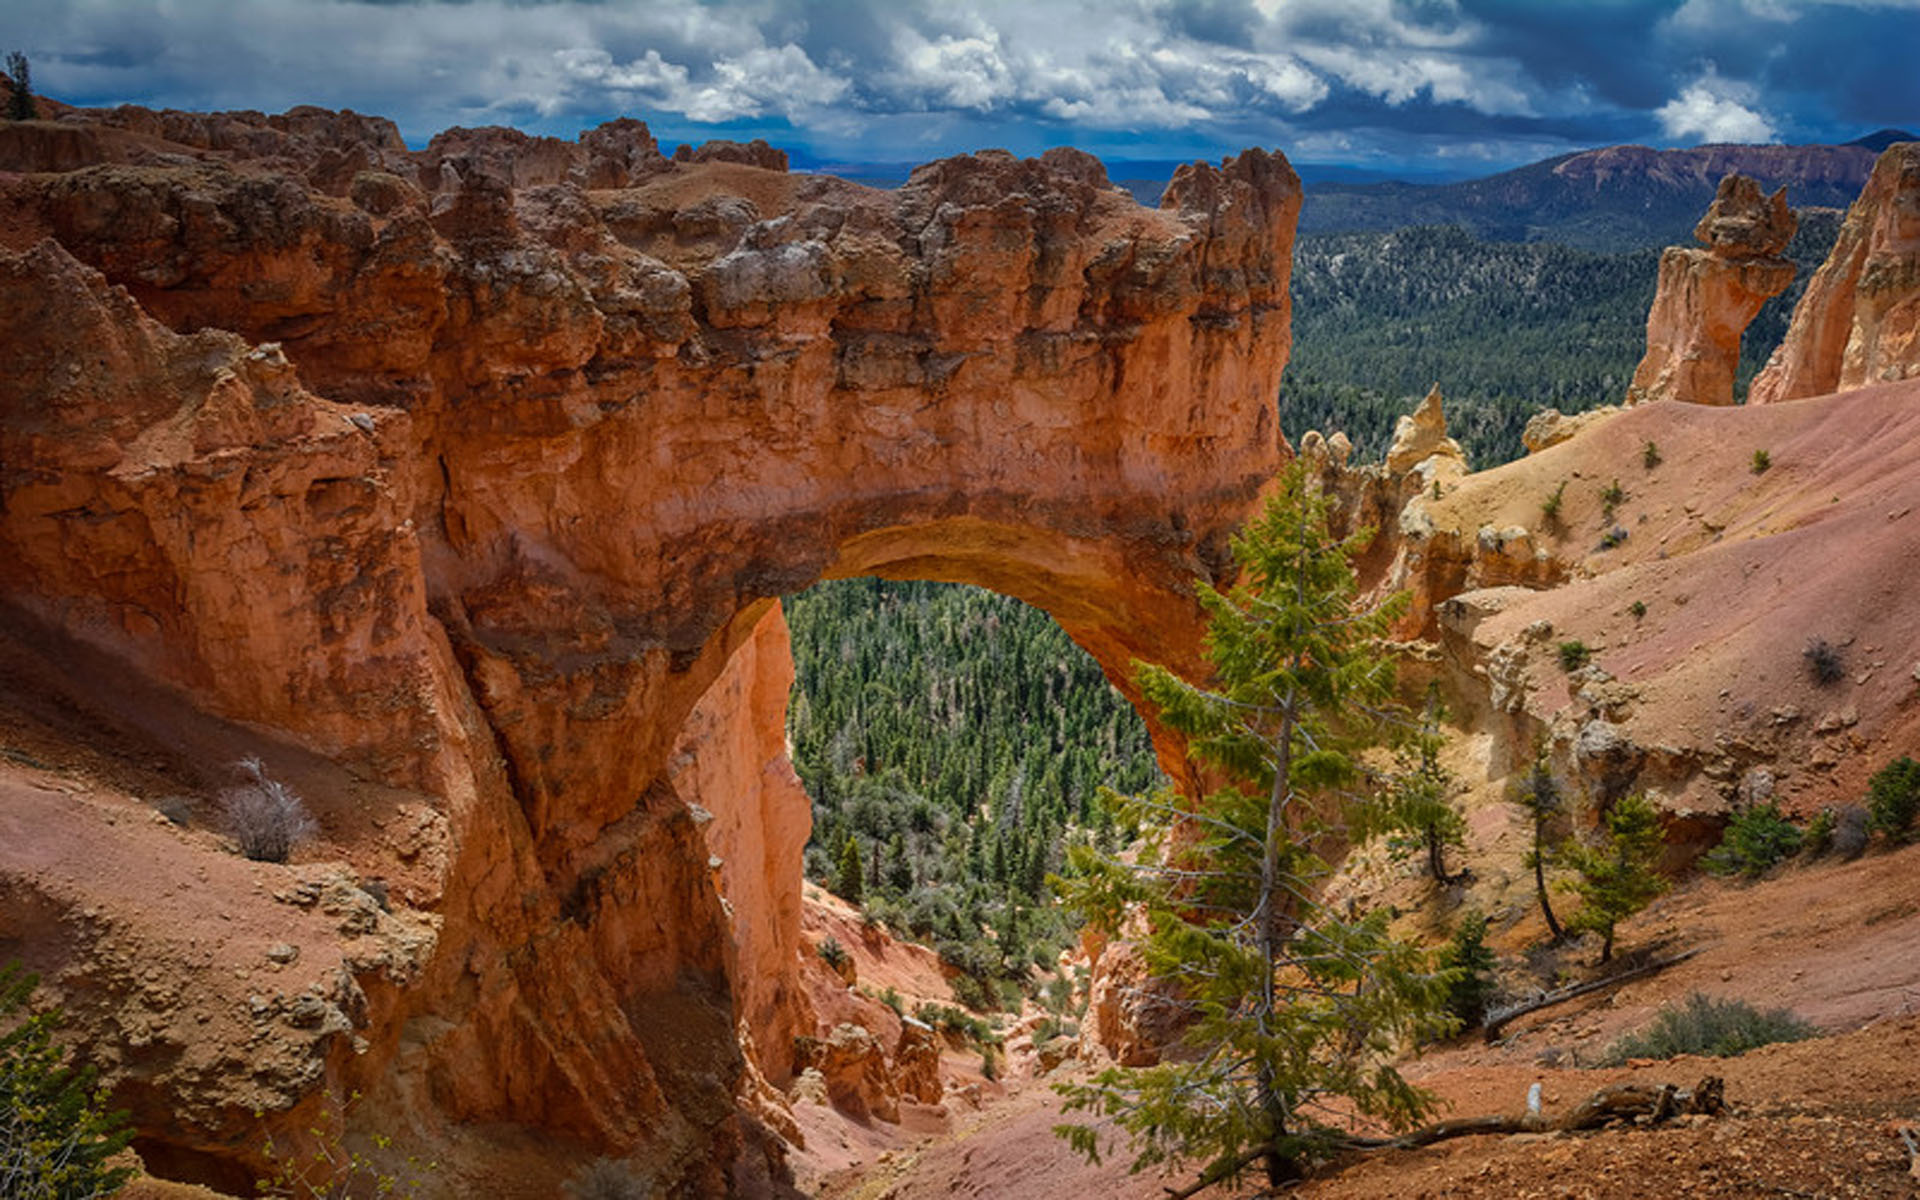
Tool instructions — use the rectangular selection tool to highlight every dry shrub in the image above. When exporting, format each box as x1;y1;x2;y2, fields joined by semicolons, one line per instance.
221;757;316;863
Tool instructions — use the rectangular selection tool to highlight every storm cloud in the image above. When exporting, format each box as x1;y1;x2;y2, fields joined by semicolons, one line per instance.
6;0;1916;170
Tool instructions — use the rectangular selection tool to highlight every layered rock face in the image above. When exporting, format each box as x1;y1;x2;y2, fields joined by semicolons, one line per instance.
1750;141;1920;403
1626;173;1796;406
0;101;1300;1190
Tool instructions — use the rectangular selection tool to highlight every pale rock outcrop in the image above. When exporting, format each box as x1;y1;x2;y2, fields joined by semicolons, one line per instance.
1523;405;1621;454
1750;142;1920;403
1627;174;1796;407
1386;384;1468;480
892;1019;944;1104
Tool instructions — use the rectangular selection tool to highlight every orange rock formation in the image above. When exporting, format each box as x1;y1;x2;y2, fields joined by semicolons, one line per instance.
1626;173;1796;406
1750;141;1920;404
0;100;1301;1189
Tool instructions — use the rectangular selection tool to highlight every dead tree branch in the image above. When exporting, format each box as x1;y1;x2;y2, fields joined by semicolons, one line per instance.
1483;948;1702;1042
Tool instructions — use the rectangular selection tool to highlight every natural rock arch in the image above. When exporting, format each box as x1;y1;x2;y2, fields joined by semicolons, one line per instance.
0;109;1301;1187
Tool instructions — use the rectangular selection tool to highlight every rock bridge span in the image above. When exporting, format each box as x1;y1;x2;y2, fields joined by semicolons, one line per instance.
0;109;1299;1187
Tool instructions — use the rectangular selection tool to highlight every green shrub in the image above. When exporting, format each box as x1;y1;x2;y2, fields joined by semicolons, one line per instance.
1599;478;1626;518
1866;756;1920;841
1627;600;1647;620
1751;449;1771;474
1599;992;1815;1065
1033;1015;1080;1043
914;1003;992;1044
1597;526;1628;551
878;986;903;1015
1556;640;1591;672
1642;440;1662;470
1801;807;1836;858
816;937;850;972
1701;803;1804;878
949;973;991;1013
1541;480;1568;524
1;962;136;1200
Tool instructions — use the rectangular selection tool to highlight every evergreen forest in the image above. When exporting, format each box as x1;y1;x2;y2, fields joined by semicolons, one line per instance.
1282;211;1840;467
785;578;1161;1007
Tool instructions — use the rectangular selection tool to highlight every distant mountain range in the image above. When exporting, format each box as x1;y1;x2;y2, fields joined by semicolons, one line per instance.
1297;131;1913;250
796;131;1912;252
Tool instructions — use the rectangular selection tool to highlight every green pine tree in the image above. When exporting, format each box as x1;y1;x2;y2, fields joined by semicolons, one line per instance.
1;961;136;1200
1437;911;1498;1029
1365;689;1464;883
834;834;864;905
1560;792;1667;963
1054;462;1452;1192
1510;750;1567;941
5;53;34;122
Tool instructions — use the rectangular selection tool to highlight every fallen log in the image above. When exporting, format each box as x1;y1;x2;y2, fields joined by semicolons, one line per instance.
1158;1077;1725;1198
1346;1075;1725;1151
1482;948;1702;1042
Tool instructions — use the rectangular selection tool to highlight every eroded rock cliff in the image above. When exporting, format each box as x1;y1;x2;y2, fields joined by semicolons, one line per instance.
1626;173;1796;407
0;100;1301;1192
1751;141;1920;403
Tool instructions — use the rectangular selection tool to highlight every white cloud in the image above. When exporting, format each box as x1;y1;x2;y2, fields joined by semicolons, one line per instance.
1656;70;1779;143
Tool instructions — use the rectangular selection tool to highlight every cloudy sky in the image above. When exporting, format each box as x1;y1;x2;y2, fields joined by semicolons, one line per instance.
6;0;1917;175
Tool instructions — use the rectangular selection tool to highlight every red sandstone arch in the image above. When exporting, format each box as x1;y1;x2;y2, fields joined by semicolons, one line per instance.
0;110;1299;1188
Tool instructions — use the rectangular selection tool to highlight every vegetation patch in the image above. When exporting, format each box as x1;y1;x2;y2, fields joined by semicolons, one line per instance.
1598;992;1815;1065
1701;803;1804;878
1865;755;1920;841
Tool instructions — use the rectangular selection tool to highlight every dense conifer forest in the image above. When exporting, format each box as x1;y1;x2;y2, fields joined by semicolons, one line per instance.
1282;211;1840;466
785;578;1161;1005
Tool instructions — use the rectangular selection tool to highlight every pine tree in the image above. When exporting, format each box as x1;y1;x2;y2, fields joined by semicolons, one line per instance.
1510;751;1566;941
1560;792;1666;963
5;53;33;122
1366;689;1464;883
1437;911;1497;1029
834;835;864;905
1;961;136;1199
1055;462;1451;1192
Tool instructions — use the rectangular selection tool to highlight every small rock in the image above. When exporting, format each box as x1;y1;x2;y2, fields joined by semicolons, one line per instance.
265;942;300;965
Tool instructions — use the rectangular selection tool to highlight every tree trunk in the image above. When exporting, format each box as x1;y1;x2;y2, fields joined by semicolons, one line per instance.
1426;826;1447;884
1534;822;1564;941
1254;700;1297;1189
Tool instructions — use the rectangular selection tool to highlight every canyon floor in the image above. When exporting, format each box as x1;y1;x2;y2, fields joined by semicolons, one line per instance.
806;841;1920;1200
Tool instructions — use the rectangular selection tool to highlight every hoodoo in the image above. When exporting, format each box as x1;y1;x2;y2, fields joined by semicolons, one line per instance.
1750;140;1920;403
1626;173;1796;407
0;102;1301;1189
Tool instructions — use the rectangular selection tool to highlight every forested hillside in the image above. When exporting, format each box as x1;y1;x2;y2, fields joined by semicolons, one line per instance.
1299;137;1889;248
785;578;1161;1004
1283;209;1841;466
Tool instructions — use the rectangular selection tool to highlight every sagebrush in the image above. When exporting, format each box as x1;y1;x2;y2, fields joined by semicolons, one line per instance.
1599;992;1814;1065
221;757;317;863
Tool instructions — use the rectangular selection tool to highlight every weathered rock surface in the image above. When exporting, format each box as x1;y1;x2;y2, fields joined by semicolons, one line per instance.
0;98;1301;1190
893;1019;945;1105
1750;141;1920;403
816;1023;900;1123
1627;174;1797;406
